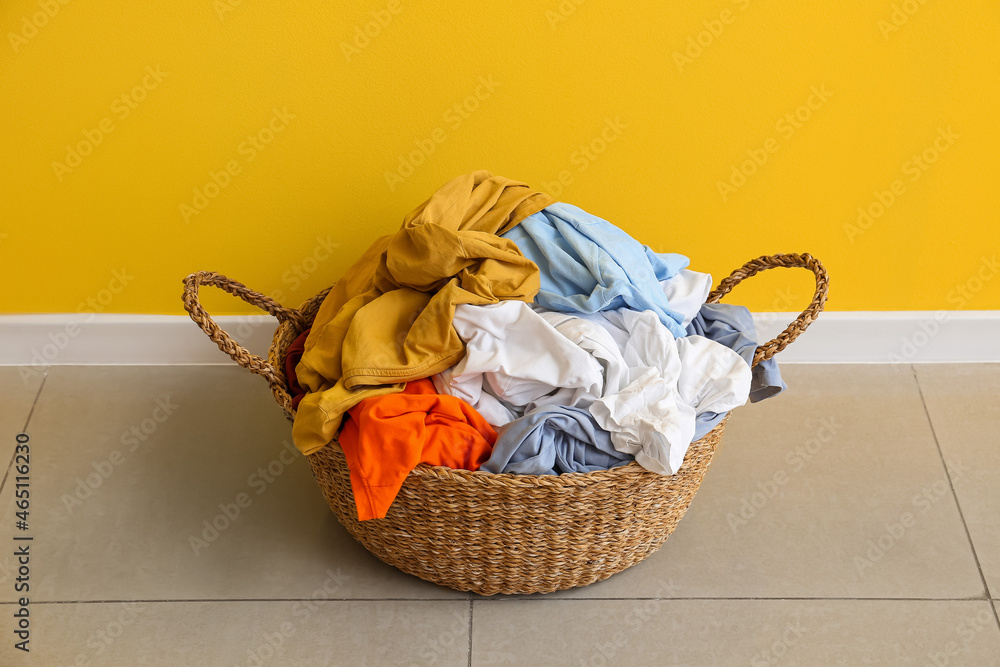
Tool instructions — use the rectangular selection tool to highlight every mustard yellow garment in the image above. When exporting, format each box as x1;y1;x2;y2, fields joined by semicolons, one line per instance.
292;171;554;455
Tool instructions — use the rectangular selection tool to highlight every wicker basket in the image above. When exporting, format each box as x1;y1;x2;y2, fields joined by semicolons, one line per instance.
182;253;828;595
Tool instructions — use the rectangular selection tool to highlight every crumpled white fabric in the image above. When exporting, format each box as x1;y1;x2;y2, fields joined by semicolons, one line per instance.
675;335;752;421
535;311;630;395
437;301;751;475
659;269;714;328
588;309;750;473
581;309;689;474
432;301;604;426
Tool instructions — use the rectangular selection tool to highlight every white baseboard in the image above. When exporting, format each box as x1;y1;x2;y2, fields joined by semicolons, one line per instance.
753;311;1000;363
0;314;279;367
0;311;997;367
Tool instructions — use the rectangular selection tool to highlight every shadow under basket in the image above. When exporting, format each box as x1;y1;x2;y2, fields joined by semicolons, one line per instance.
183;253;829;595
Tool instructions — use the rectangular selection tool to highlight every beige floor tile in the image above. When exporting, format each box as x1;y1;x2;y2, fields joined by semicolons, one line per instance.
470;599;1000;667
916;364;1000;595
0;599;470;666
509;365;984;599
0;365;464;602
0;366;46;600
0;365;46;442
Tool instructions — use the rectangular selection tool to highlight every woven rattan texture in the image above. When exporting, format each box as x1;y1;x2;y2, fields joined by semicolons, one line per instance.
307;418;726;595
182;252;828;594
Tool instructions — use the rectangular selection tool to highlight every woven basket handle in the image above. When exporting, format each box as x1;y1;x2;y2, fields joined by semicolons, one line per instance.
181;271;306;394
706;253;829;366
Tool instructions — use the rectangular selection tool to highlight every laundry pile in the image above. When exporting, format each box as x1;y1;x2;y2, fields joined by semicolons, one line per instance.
287;171;785;520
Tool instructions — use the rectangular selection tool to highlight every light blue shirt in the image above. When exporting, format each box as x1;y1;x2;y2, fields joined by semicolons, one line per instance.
502;203;690;337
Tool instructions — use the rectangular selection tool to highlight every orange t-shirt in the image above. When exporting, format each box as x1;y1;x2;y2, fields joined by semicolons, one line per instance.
338;379;496;521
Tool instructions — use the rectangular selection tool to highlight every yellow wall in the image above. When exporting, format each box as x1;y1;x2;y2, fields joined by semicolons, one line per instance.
3;0;998;316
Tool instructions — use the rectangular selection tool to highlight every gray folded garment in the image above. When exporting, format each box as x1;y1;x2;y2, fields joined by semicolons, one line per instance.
480;405;634;475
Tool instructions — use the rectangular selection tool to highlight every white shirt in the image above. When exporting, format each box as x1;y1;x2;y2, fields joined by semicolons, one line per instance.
436;301;750;475
432;301;604;425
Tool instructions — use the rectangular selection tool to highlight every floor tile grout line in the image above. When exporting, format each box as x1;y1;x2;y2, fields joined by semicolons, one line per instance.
472;596;997;602
20;367;50;434
467;599;474;667
911;364;1000;634
5;596;998;605
0;367;50;496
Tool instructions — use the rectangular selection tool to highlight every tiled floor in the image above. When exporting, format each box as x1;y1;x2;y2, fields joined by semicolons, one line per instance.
1;364;998;666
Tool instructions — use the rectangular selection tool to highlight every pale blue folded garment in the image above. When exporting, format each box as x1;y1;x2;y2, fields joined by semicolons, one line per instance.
687;302;787;406
501;203;690;337
480;405;634;475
